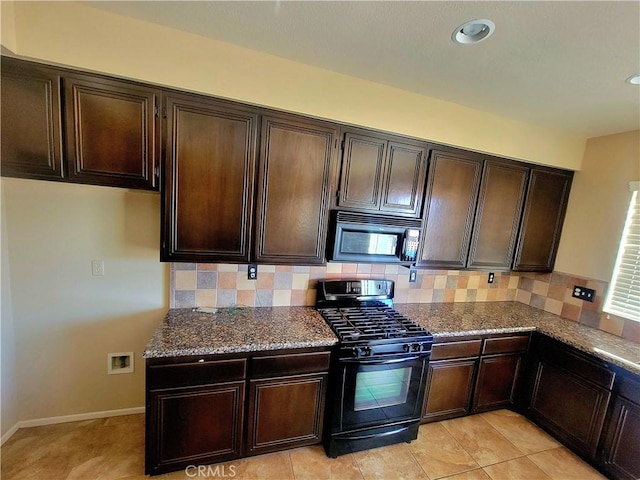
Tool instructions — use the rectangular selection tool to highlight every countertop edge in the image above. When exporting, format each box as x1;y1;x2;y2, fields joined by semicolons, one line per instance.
143;339;338;359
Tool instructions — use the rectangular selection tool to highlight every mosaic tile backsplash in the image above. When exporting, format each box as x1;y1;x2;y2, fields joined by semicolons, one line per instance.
171;263;519;309
516;272;639;343
171;263;639;342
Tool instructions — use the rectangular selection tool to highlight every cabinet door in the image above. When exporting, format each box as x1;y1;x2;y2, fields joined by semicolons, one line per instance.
1;58;64;180
528;360;610;458
162;94;258;262
64;74;160;189
473;353;522;412
254;115;338;264
380;141;428;217
468;161;529;269
422;358;478;422
146;382;245;475
513;168;573;271
599;396;640;480
339;132;387;211
247;373;328;455
417;150;483;268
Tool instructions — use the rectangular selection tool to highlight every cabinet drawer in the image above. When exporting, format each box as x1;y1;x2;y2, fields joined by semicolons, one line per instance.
147;358;247;390
617;374;640;404
539;337;615;389
483;335;530;355
252;352;330;378
431;340;482;360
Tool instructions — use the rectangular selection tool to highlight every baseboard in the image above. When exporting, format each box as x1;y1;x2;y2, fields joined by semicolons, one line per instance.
1;406;145;445
1;423;20;445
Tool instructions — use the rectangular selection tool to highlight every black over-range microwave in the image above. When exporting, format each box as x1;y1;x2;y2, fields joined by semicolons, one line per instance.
326;211;422;264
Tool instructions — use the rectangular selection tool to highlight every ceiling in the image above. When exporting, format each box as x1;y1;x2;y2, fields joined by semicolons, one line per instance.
86;1;640;138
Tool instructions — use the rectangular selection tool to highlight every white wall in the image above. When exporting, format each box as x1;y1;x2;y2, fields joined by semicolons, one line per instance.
555;130;640;282
0;1;17;53
2;178;167;425
1;185;18;440
9;1;586;170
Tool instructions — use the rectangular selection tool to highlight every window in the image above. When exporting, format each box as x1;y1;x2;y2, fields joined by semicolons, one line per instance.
604;182;640;322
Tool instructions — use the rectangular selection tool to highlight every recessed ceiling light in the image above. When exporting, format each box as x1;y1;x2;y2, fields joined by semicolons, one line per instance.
626;74;640;85
452;19;495;45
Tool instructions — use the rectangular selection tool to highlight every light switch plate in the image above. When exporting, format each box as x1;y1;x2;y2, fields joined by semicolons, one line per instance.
92;260;104;276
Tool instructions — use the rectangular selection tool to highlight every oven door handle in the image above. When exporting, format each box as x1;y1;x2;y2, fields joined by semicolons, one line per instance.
341;355;421;365
340;425;411;441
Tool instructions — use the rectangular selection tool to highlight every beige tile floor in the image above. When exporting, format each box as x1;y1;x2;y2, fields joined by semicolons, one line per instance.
0;409;607;480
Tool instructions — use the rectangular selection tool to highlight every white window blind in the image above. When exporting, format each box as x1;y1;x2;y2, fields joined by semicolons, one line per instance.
604;182;640;322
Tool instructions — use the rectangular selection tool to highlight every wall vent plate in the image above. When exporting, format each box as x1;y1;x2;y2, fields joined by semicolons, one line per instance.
107;352;134;374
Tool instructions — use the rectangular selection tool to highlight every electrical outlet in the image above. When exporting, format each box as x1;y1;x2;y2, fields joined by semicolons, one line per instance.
572;285;596;302
248;264;258;280
409;269;417;283
488;272;495;284
91;260;104;276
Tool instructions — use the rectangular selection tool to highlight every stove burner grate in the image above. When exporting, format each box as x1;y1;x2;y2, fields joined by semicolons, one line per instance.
318;305;427;342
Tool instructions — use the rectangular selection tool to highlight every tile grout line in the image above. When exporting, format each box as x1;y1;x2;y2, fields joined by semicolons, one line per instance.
438;418;483;473
405;436;433;480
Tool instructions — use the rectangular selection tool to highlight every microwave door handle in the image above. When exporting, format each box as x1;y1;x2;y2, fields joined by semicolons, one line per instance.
400;231;408;261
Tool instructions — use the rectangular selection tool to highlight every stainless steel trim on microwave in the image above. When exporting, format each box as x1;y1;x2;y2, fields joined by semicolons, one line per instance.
335;211;422;228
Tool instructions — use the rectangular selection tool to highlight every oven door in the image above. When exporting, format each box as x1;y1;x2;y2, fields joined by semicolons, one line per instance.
333;354;428;433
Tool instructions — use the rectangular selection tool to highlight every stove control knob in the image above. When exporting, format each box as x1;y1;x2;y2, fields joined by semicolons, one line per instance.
411;343;421;352
351;347;361;358
403;344;411;353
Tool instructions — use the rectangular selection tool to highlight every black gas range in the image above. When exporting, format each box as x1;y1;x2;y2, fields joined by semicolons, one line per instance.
316;279;433;457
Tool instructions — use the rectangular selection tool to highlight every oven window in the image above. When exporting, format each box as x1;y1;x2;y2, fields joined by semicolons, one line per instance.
354;366;411;411
341;231;398;255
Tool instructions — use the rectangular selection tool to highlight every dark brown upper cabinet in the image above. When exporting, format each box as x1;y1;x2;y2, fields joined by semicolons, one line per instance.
467;160;529;270
338;129;428;218
513;168;573;271
417;149;483;269
64;73;161;190
1;56;160;190
1;57;64;180
161;93;258;263
254;114;338;265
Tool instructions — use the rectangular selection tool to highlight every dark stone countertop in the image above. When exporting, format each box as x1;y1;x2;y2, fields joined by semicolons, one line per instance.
143;302;639;375
395;302;640;375
143;306;338;358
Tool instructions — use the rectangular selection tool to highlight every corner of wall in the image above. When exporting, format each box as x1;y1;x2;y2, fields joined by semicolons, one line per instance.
1;181;19;441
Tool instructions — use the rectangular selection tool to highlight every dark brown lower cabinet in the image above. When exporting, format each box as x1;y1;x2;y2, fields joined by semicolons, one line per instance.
248;373;328;455
422;334;528;422
528;360;611;458
598;373;640;480
473;353;522;412
423;358;478;421
145;349;330;476
147;383;245;475
524;335;614;461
